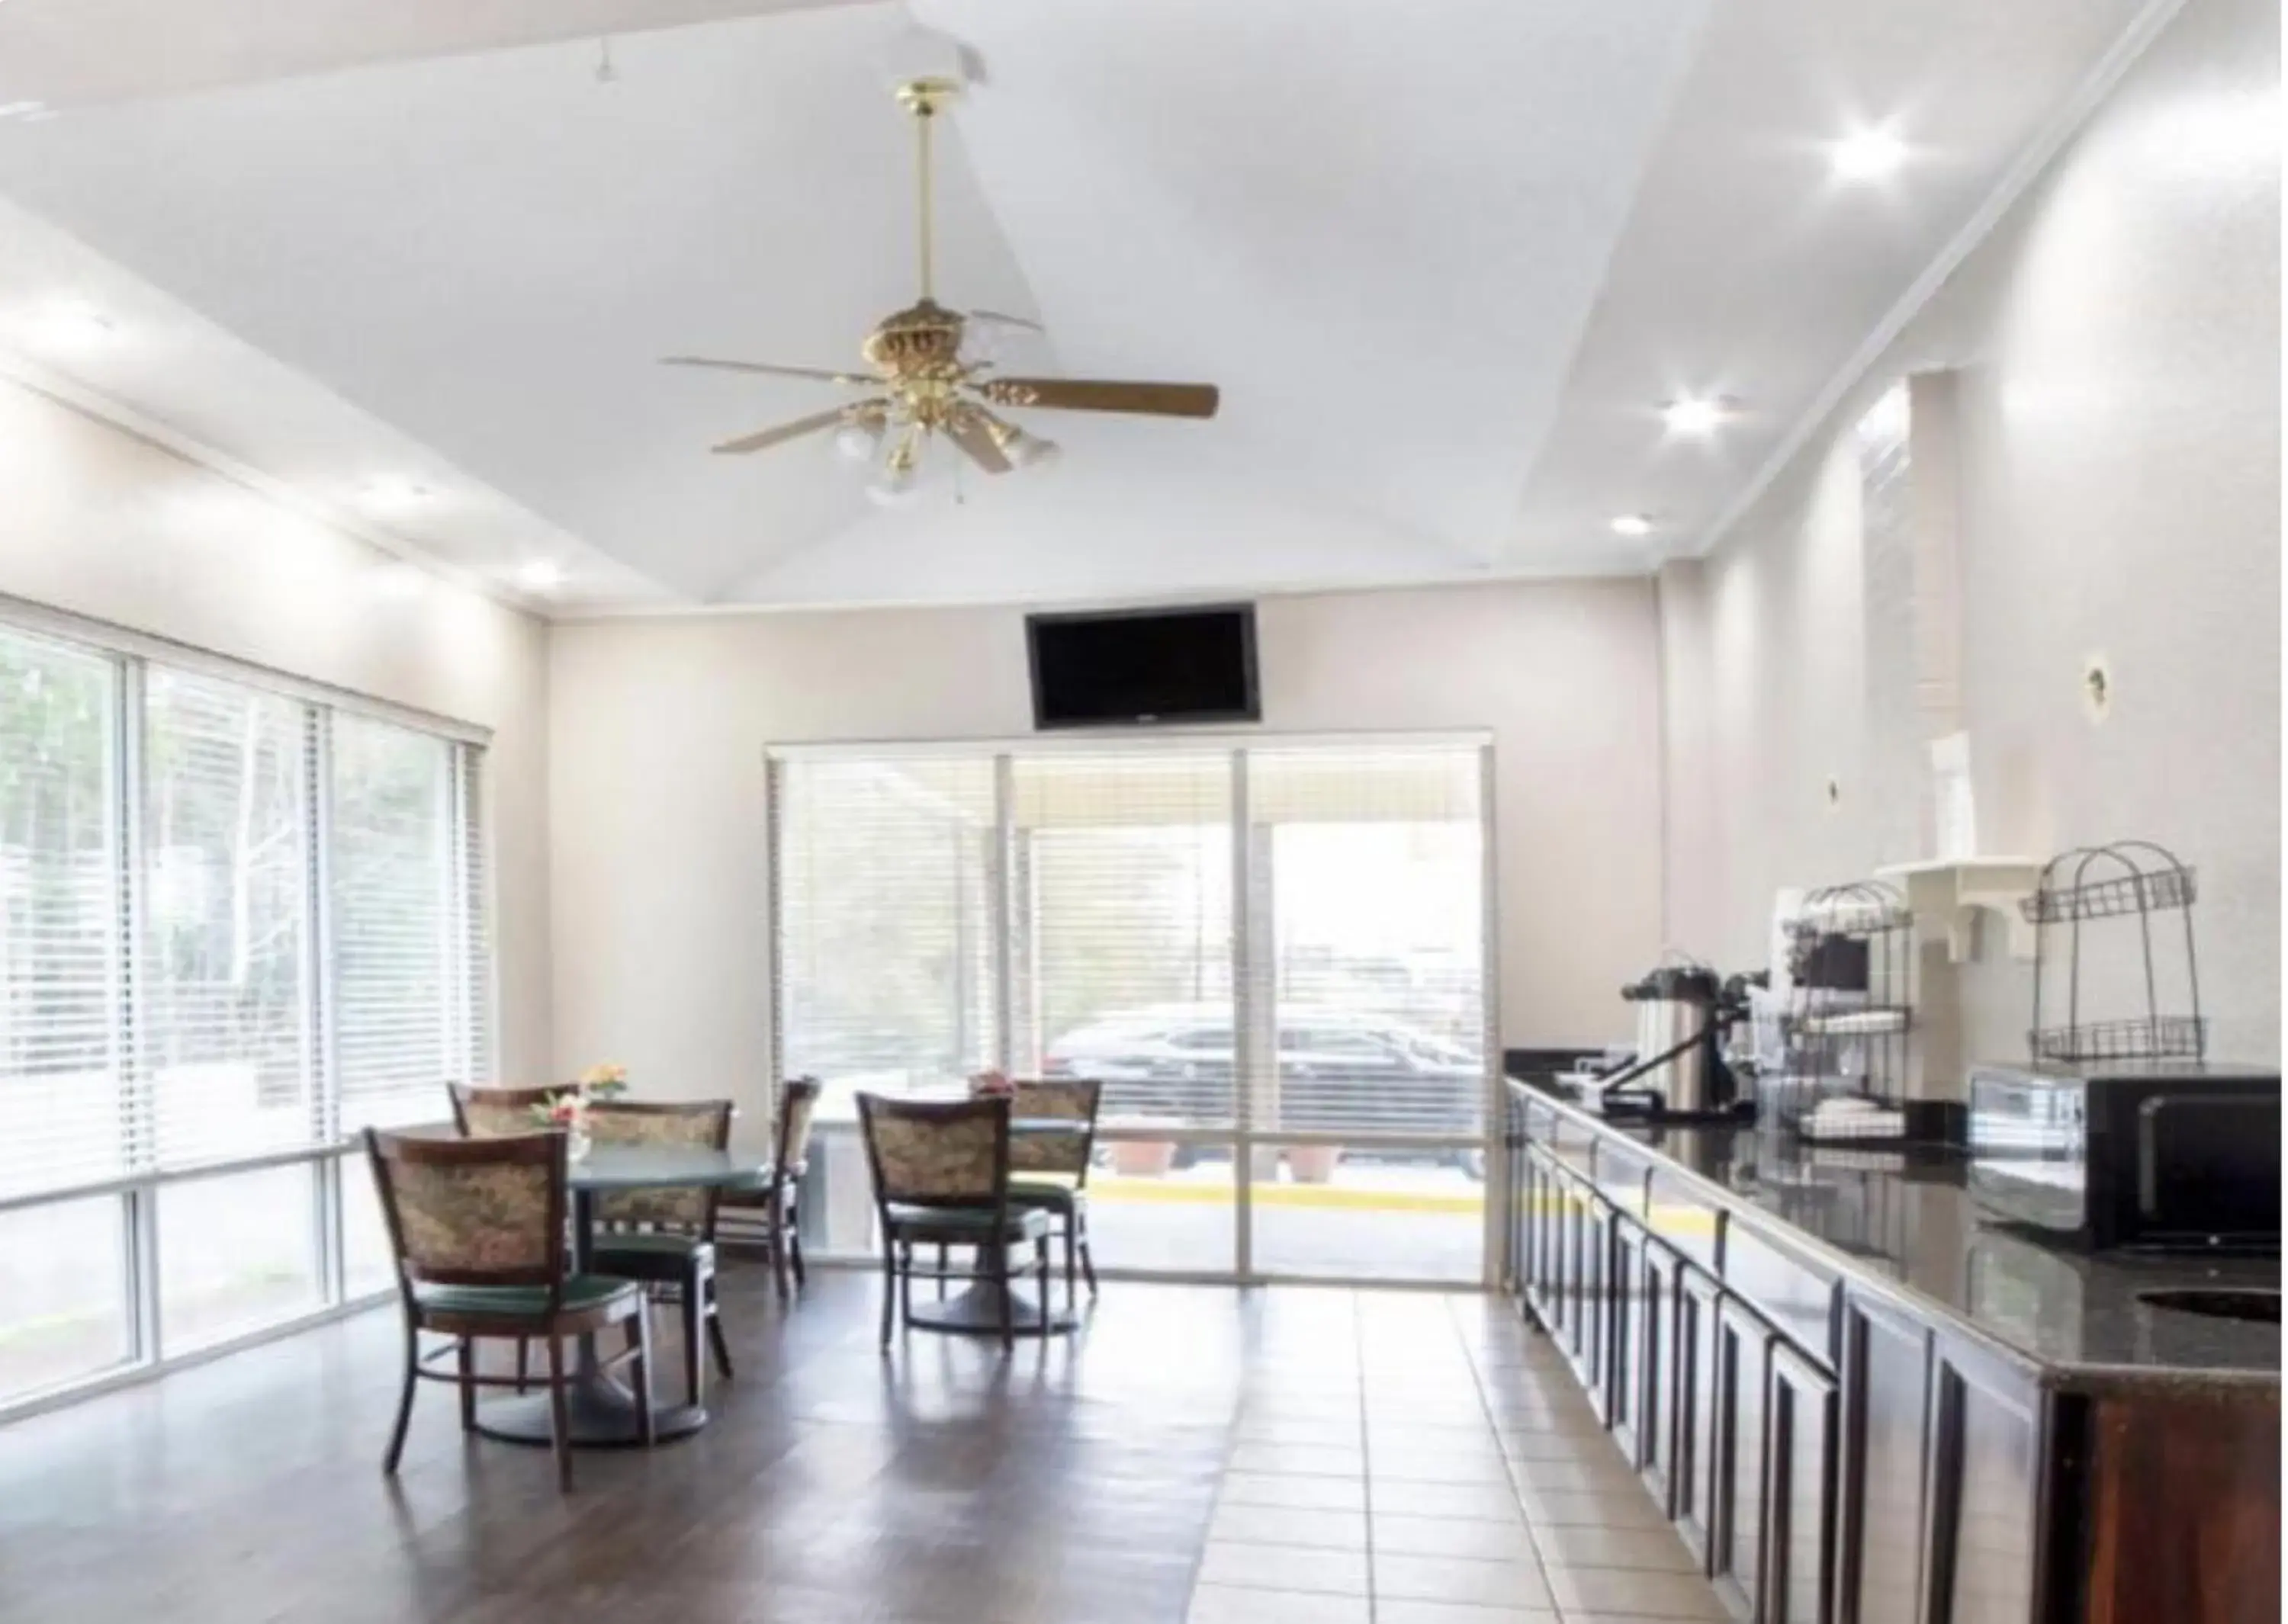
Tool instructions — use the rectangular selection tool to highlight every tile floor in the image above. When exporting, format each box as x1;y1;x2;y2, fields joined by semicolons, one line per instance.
1188;1288;1721;1623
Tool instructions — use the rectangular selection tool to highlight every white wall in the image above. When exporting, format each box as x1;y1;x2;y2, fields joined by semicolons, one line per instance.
0;374;554;1078
548;578;1666;1108
1660;0;2280;1064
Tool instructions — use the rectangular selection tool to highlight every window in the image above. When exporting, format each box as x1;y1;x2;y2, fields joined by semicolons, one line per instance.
332;714;464;1132
1247;745;1488;1138
1014;749;1235;1129
0;616;489;1414
772;737;1491;1285
776;755;996;1098
0;634;121;1205
140;669;312;1168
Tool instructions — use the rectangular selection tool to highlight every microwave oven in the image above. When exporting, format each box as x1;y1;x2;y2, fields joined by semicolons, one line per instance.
1966;1062;2280;1251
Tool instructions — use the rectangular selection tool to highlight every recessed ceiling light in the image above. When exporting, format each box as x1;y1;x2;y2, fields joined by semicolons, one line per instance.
1831;127;1909;182
1610;513;1656;538
516;560;565;592
1661;396;1730;438
0;101;54;124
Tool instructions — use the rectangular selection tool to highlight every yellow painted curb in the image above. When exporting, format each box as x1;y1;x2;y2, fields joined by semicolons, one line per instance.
1094;1178;1483;1214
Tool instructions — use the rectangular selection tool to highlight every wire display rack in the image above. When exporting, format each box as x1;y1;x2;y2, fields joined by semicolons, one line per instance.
2020;840;2205;1064
1776;880;1914;1135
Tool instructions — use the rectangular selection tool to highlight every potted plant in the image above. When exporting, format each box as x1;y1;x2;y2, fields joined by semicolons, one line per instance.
1109;1123;1178;1178
1286;1144;1343;1185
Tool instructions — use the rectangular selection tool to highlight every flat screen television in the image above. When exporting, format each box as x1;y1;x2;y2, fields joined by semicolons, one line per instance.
1026;604;1260;730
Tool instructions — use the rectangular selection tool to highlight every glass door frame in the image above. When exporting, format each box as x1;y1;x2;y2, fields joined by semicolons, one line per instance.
766;731;1506;1289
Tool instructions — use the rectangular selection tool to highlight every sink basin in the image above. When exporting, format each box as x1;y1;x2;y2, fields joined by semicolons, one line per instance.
2135;1288;2281;1324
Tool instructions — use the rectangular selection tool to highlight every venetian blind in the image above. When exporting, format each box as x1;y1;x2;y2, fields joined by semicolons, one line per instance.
1010;749;1235;1129
330;713;462;1131
0;631;123;1200
455;743;493;1089
139;667;315;1168
775;755;997;1105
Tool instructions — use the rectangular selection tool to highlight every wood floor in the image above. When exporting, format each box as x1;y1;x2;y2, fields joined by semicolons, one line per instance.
0;1266;1722;1623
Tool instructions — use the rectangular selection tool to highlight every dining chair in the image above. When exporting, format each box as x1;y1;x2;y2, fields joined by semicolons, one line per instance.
447;1082;562;1138
363;1127;654;1492
857;1093;1050;1350
715;1077;821;1301
1006;1078;1104;1311
447;1081;570;1391
583;1099;736;1409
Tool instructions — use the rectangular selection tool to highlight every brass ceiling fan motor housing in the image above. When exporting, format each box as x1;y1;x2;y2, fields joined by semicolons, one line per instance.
862;299;967;378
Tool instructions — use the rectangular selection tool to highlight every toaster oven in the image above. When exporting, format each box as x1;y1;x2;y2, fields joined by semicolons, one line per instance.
1966;1061;2280;1251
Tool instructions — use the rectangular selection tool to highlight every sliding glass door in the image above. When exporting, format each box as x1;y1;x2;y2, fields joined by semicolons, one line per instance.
770;735;1494;1285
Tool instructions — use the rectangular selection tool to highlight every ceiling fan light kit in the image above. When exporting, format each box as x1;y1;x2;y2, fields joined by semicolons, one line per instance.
663;75;1220;496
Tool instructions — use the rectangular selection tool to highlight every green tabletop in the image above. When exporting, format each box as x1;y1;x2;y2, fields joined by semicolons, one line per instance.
568;1144;773;1192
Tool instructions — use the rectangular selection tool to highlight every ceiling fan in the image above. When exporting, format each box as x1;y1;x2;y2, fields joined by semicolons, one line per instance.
664;76;1222;502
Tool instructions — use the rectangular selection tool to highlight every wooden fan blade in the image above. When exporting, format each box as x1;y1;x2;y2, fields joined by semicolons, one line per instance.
663;355;877;387
979;377;1220;418
711;407;852;455
945;412;1014;475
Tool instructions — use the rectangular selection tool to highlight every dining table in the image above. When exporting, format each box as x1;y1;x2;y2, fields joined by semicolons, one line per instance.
473;1141;773;1450
901;1114;1091;1340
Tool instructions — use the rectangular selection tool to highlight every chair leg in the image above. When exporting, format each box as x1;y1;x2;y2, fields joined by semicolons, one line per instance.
628;1311;656;1448
768;1209;792;1303
681;1271;705;1411
900;1242;915;1321
788;1224;808;1289
545;1334;573;1492
879;1242;900;1350
1036;1237;1052;1328
1078;1211;1100;1299
1063;1217;1078;1311
516;1337;531;1394
705;1276;735;1382
456;1337;477;1433
383;1321;419;1475
935;1243;948;1298
997;1244;1015;1351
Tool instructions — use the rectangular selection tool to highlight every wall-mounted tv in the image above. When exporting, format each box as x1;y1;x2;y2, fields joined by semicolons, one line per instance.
1026;603;1260;730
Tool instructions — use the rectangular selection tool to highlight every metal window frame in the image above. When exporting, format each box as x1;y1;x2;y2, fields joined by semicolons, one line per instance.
0;599;490;1423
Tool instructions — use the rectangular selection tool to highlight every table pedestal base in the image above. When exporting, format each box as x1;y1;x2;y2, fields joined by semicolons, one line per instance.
906;1279;1080;1337
471;1372;706;1449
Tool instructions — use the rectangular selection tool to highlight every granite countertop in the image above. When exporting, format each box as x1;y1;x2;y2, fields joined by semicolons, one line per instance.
1509;1078;2281;1390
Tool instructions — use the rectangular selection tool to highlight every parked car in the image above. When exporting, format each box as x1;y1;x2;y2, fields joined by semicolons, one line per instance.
1042;1004;1486;1174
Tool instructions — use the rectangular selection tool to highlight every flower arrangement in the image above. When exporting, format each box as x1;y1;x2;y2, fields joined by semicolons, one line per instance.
577;1062;629;1099
531;1091;593;1160
967;1069;1015;1099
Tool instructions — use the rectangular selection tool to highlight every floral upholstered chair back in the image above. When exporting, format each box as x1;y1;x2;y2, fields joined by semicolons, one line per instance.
450;1083;561;1139
588;1100;732;1231
1007;1080;1101;1179
366;1129;563;1285
860;1094;1007;1205
774;1078;823;1186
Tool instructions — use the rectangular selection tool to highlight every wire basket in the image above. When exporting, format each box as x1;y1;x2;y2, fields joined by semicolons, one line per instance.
2020;862;2197;924
1782;880;1914;1129
2029;1014;2209;1064
2024;840;2204;1067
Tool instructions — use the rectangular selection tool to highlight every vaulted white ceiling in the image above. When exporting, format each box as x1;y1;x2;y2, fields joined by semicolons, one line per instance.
0;0;2160;612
